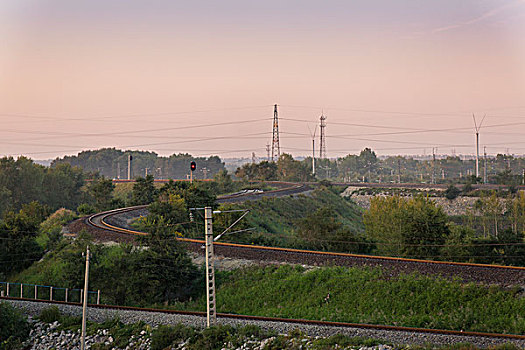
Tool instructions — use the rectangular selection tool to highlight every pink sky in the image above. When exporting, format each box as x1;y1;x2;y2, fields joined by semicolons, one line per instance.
1;0;524;159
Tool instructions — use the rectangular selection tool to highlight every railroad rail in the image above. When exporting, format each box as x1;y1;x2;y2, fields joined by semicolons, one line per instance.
81;203;525;287
3;296;525;345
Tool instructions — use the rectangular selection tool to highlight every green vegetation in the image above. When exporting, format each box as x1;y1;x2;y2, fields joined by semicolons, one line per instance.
0;156;85;216
0;302;30;350
364;195;449;258
177;265;525;335
145;185;369;254
52;148;226;180
361;194;525;264
14;232;201;306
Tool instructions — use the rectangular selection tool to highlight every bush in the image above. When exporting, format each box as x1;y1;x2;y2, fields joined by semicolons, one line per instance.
77;203;96;216
444;185;461;200
38;306;62;323
0;302;30;349
151;324;194;350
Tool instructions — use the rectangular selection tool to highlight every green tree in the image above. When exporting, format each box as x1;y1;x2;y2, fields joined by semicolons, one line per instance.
364;196;449;258
89;177;115;211
213;169;234;194
235;161;277;181
297;207;371;253
131;175;157;205
0;202;47;278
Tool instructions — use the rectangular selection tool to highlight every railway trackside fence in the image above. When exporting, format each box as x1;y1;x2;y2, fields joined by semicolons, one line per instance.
0;282;100;304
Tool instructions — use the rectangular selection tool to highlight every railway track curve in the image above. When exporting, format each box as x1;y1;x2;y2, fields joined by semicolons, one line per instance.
79;199;525;287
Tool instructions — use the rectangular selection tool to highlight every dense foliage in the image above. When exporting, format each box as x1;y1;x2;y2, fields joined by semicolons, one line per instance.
14;233;201;306
177;265;525;335
236;154;314;182
0;302;30;350
235;148;525;185
363;195;525;264
52;148;226;180
0;157;85;216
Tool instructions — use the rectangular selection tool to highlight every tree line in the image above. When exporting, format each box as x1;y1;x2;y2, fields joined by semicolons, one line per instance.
52;148;225;180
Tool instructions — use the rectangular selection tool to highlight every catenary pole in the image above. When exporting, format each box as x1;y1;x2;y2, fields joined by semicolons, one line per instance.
204;207;216;327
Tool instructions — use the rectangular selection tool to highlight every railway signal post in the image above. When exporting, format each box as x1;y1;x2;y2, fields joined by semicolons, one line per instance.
204;207;216;327
190;161;196;184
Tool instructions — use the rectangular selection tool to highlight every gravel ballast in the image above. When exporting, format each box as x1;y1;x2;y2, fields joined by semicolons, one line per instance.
4;299;525;349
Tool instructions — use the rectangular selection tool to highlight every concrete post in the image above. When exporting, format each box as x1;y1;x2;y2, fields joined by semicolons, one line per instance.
81;247;91;350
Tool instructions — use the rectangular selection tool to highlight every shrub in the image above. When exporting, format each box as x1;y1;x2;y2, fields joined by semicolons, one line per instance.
444;185;461;200
151;324;194;350
0;302;30;350
38;306;62;323
77;203;96;216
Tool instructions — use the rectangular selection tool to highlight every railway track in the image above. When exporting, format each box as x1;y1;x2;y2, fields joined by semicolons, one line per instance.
3;297;525;347
81;202;525;287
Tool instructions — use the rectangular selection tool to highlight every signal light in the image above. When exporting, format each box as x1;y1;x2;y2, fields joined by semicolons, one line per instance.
190;161;196;172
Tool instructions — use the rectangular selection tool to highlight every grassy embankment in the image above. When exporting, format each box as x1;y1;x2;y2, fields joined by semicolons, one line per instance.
212;187;364;247
175;265;525;335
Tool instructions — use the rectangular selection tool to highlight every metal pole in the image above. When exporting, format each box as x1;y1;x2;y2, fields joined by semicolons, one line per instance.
6;282;9;297
65;288;68;302
476;132;479;178
50;287;53;301
97;290;100;304
34;285;37;299
81;247;90;350
484;147;487;184
312;139;315;176
204;207;216;327
20;283;23;298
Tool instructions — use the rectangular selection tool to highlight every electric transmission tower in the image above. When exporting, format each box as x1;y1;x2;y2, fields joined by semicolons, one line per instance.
271;104;280;162
319;113;327;159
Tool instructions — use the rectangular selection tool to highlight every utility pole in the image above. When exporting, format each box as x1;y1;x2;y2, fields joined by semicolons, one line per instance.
484;146;487;184
127;154;133;180
251;152;256;164
473;114;485;179
397;158;401;184
432;147;436;184
204;207;216;327
271;104;281;162
80;246;90;350
117;162;120;180
266;144;270;162
145;167;149;177
312;139;316;176
319;113;327;159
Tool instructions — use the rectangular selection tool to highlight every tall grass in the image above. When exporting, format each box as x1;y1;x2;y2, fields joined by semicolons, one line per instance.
176;265;525;335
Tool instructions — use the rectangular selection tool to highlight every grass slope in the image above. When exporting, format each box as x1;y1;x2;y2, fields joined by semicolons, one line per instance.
176;265;525;335
225;187;363;235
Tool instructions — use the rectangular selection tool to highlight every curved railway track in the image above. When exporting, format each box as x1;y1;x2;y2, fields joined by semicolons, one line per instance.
3;297;525;347
82;201;525;287
65;183;525;342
